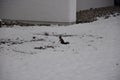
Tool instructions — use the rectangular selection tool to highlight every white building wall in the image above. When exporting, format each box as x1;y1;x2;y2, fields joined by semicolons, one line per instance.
77;0;114;11
0;0;76;22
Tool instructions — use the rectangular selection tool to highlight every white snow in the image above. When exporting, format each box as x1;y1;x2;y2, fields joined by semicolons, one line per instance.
0;16;120;80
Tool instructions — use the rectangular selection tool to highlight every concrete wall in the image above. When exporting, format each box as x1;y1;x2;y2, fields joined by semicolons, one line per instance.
0;0;76;23
77;0;114;11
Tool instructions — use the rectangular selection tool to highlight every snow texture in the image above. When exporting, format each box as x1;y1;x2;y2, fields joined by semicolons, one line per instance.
0;16;120;80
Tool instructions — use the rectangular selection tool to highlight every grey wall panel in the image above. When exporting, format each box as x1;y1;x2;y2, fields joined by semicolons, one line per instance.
0;0;76;22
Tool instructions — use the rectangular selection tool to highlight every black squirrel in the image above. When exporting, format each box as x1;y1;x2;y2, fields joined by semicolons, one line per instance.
59;36;69;45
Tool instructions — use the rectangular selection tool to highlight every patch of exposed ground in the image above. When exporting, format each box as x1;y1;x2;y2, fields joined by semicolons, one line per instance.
77;6;120;23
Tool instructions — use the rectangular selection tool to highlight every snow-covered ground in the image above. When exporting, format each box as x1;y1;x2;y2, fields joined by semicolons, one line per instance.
0;16;120;80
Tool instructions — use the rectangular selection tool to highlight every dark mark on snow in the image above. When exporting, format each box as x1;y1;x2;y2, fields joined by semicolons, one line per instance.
12;49;36;55
33;32;77;37
0;38;45;46
34;45;54;50
44;32;49;36
32;36;36;39
116;63;119;66
34;46;46;50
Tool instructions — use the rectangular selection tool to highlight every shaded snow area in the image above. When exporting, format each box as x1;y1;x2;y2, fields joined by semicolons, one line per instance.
0;16;120;80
